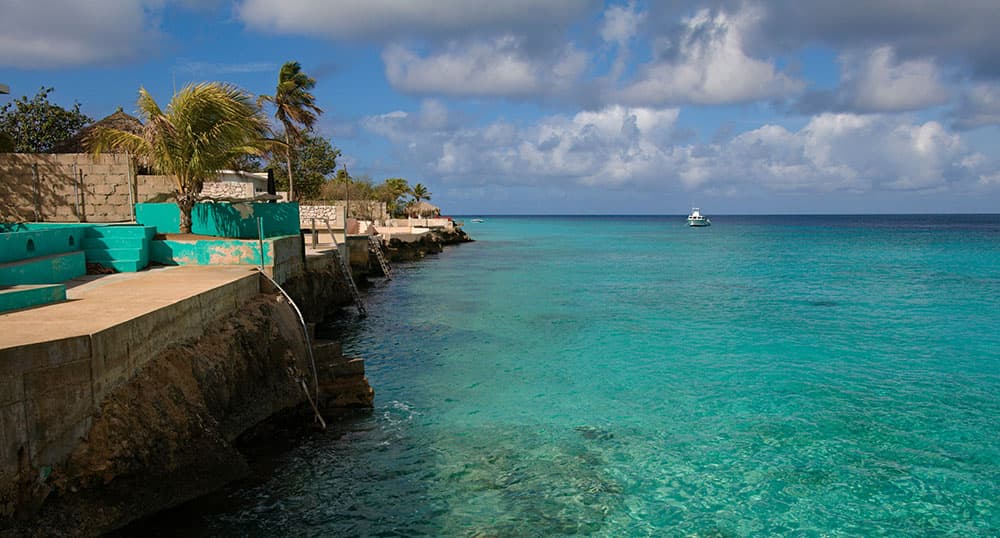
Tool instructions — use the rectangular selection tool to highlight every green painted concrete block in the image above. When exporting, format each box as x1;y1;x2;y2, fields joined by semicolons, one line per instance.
81;225;154;273
0;284;67;313
85;225;156;239
0;227;87;264
136;202;301;239
87;259;144;273
150;238;273;266
0;252;86;286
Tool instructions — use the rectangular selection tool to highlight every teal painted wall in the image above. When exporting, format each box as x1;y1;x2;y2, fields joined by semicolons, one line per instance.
0;223;153;281
0;284;66;313
148;235;301;277
135;203;180;234
0;226;87;264
150;238;275;266
136;202;300;238
0;251;86;285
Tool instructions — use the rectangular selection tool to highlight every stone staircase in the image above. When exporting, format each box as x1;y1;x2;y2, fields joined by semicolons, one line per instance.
82;225;157;273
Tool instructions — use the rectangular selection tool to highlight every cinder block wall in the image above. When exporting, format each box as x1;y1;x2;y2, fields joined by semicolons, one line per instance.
0;154;181;223
136;174;175;203
0;154;134;223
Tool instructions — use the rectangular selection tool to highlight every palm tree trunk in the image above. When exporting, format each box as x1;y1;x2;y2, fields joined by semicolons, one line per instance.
284;132;295;202
177;191;196;234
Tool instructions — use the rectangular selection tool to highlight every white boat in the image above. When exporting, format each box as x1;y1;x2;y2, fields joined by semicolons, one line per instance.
687;208;711;227
470;218;485;223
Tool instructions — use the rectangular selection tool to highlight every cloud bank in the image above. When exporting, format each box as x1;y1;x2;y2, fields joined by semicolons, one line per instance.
237;0;594;41
0;0;163;68
360;103;993;199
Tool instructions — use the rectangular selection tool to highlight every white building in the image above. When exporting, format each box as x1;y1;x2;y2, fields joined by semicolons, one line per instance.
200;170;270;199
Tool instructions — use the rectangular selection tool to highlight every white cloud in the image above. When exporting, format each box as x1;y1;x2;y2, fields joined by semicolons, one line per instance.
601;2;643;45
237;0;592;40
616;7;803;105
0;0;163;68
362;104;681;185
600;2;644;82
383;38;536;97
360;103;993;199
382;37;588;98
840;46;950;112
717;115;973;193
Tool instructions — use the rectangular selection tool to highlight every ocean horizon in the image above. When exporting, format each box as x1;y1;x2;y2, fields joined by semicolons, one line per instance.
147;214;999;536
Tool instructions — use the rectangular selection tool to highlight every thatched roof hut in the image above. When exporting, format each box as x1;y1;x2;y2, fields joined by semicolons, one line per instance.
52;107;142;153
407;200;440;217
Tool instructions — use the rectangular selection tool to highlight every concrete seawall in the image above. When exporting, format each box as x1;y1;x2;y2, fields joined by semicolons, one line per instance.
1;267;260;498
0;255;372;535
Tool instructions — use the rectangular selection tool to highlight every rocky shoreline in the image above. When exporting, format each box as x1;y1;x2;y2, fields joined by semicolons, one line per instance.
385;226;474;263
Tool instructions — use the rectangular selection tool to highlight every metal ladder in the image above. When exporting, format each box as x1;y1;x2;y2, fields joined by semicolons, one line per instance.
368;234;392;279
331;240;367;317
316;218;366;316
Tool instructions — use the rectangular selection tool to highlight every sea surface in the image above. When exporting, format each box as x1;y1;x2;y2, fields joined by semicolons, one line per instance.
154;215;1000;536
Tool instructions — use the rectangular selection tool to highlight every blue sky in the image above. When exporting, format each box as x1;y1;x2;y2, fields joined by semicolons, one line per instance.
2;0;1000;214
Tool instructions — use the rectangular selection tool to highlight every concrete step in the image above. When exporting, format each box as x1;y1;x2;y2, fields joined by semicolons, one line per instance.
86;259;146;273
0;284;67;313
84;247;148;272
0;251;86;285
85;225;157;240
82;237;145;250
84;248;143;262
83;227;153;273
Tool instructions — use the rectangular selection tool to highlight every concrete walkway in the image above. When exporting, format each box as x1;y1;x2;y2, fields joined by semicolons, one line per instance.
0;265;259;349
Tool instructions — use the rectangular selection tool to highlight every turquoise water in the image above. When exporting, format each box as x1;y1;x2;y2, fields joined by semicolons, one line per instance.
168;215;999;536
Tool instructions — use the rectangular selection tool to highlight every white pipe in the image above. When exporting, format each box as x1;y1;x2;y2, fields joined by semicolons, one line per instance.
256;221;326;429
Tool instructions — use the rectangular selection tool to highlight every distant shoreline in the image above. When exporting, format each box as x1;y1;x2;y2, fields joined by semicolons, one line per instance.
452;212;1000;217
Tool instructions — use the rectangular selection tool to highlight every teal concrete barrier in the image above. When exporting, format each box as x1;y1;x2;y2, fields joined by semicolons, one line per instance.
148;235;303;282
135;203;181;234
136;202;300;239
150;237;274;266
0;251;86;285
0;225;87;264
0;284;67;313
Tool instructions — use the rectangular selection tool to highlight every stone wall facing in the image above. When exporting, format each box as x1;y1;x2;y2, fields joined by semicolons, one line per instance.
300;201;387;223
200;181;254;200
299;204;345;228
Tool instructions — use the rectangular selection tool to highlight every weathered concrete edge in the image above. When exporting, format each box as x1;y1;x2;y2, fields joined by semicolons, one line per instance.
0;271;261;505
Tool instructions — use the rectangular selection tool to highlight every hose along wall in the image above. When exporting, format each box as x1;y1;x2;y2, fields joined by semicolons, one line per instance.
256;218;326;429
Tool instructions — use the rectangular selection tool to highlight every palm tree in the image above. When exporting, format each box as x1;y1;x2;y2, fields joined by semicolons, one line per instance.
380;177;410;216
410;183;430;203
258;61;322;202
89;83;269;233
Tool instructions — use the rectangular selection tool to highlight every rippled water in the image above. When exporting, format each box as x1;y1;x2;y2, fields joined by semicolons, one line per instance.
151;215;1000;536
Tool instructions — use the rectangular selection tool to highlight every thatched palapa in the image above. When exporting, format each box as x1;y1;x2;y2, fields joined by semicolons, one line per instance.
407;200;440;217
52;107;143;153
